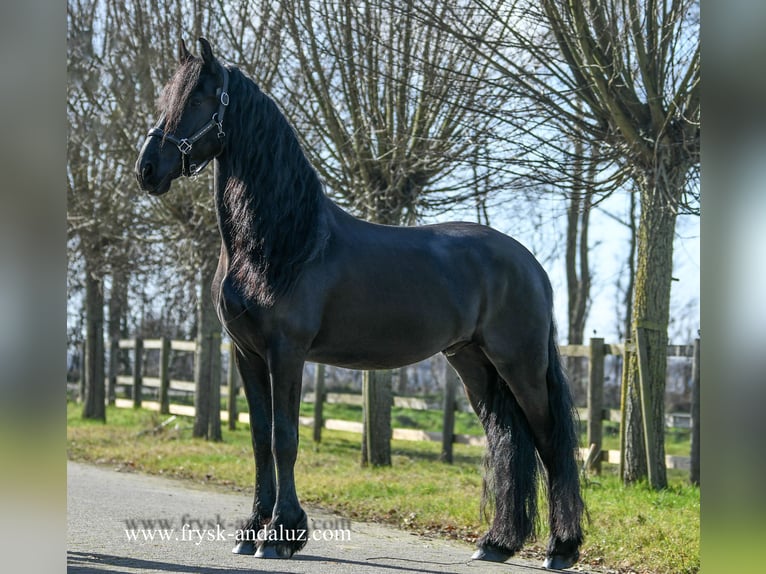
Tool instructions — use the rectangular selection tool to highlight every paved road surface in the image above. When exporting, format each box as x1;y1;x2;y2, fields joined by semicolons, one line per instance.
67;461;565;573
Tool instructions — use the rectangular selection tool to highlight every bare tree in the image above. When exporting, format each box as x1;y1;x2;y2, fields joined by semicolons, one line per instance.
68;0;141;420
277;0;505;465
279;0;506;223
563;136;598;400
67;0;292;437
437;0;699;488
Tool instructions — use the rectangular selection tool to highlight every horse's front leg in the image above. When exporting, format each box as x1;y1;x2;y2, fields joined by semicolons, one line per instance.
231;349;276;555
255;341;308;559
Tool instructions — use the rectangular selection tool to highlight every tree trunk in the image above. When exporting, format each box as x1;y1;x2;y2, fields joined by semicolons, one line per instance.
360;205;400;467
565;203;590;347
441;365;458;464
208;332;222;442
82;260;106;421
565;140;592;402
361;370;392;467
193;258;222;440
622;163;684;489
396;366;408;396
690;338;700;486
107;265;128;406
622;191;638;341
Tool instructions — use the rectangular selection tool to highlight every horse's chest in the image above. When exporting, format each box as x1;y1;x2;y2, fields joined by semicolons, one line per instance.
216;276;265;349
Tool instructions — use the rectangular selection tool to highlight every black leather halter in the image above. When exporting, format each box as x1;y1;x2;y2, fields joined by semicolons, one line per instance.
147;66;230;177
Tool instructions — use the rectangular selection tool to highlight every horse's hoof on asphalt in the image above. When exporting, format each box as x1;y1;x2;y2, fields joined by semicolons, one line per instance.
255;544;278;558
231;540;256;555
471;546;512;562
255;544;294;559
543;553;579;570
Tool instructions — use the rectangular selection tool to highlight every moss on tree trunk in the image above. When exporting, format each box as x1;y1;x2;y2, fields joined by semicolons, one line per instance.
622;161;686;489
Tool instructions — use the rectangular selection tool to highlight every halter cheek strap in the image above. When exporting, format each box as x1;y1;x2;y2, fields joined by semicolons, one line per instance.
148;65;230;177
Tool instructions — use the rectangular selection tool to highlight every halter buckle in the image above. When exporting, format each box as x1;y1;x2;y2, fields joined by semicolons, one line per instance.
178;139;192;155
213;113;225;139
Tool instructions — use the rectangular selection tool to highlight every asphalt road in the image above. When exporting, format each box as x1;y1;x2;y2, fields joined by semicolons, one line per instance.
67;461;562;574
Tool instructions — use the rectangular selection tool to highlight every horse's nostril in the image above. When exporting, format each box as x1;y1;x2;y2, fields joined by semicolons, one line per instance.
141;162;153;181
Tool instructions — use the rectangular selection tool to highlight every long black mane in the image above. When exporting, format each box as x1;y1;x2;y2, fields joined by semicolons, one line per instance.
206;64;328;306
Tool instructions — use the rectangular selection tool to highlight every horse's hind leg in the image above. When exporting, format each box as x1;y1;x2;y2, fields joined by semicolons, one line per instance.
231;349;276;555
445;344;539;562
484;332;584;570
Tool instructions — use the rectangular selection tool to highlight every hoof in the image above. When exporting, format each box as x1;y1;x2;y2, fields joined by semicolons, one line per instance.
231;540;256;555
255;543;294;559
543;552;579;570
471;546;512;562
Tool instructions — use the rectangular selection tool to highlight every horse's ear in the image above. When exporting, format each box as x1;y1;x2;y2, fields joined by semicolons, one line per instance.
198;37;216;73
178;38;193;64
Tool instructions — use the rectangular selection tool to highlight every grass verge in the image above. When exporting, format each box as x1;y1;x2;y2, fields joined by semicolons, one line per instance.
127;390;691;455
67;402;698;573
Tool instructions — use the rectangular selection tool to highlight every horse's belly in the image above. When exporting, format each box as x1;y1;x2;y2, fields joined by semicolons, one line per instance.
306;343;447;371
306;302;472;370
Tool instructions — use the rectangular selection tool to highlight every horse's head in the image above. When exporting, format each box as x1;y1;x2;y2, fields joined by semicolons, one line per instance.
135;38;230;195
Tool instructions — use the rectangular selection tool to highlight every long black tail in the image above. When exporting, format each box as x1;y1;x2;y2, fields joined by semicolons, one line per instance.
479;372;540;553
544;321;585;548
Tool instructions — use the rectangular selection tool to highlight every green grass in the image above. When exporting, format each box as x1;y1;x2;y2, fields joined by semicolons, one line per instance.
245;396;691;454
297;401;486;436
124;388;691;455
67;402;698;573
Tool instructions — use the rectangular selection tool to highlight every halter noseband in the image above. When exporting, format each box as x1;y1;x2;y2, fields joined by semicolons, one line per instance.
147;65;230;177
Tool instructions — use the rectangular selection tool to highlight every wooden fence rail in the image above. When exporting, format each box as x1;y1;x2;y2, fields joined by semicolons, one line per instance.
112;337;241;425
106;336;699;473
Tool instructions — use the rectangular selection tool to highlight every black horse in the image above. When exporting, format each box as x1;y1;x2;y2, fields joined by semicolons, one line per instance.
135;38;584;569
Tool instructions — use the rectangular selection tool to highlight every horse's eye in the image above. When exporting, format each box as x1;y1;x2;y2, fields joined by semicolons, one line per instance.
190;97;202;108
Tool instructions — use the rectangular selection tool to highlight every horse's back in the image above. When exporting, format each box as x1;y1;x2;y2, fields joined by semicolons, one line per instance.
294;211;554;368
335;206;546;282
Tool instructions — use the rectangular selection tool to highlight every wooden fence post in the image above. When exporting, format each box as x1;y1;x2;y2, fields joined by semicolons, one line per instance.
690;337;700;486
587;337;605;473
441;365;458;463
634;327;659;488
618;340;631;480
159;337;171;415
227;346;239;431
313;363;326;443
132;337;143;408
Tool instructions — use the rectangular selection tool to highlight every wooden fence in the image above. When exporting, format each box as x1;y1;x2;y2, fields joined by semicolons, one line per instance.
105;336;700;474
558;338;700;476
111;337;242;431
